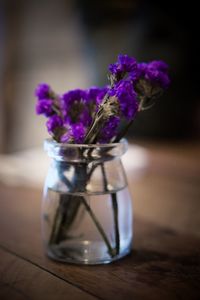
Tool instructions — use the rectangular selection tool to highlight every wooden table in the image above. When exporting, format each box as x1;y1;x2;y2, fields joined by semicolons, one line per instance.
0;142;200;300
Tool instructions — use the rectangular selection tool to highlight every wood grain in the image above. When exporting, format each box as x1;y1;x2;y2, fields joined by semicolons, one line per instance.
130;141;200;236
0;247;97;300
0;183;200;300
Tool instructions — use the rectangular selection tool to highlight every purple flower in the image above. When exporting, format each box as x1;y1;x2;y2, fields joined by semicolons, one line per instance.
98;116;120;143
86;87;102;101
61;89;90;125
136;63;147;78
86;86;108;106
62;89;86;108
148;60;169;72
60;123;86;143
35;83;51;99
137;60;170;89
109;54;137;78
71;123;86;143
46;115;63;133
147;69;170;89
118;54;137;72
35;99;54;117
146;62;170;89
109;80;138;120
60;129;72;143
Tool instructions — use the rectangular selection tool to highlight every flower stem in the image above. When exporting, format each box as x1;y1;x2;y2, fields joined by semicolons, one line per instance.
49;161;118;259
101;164;108;192
81;197;116;258
48;193;82;245
101;163;120;256
49;205;62;245
84;112;104;144
111;193;120;255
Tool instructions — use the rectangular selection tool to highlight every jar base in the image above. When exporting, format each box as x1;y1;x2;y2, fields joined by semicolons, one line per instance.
46;240;132;265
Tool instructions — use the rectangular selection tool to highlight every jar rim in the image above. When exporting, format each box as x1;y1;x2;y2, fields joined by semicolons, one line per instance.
44;138;128;162
44;138;127;149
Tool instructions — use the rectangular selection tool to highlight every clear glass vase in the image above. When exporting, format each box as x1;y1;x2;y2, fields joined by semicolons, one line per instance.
42;139;133;264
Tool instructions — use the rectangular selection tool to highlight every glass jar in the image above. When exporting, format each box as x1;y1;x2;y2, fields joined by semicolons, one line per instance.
42;139;133;264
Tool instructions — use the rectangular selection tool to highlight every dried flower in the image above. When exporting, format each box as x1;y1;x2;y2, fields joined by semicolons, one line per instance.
35;83;51;100
61;89;91;126
71;123;86;143
98;116;120;143
86;86;108;109
109;80;138;120
60;127;72;143
36;99;54;117
60;123;86;143
109;54;137;79
137;60;170;89
46;115;63;134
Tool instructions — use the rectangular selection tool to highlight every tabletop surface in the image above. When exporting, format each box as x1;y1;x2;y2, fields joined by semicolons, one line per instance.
0;141;200;300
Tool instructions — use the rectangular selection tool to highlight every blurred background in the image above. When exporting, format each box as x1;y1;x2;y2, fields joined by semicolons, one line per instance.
0;0;200;236
0;0;200;152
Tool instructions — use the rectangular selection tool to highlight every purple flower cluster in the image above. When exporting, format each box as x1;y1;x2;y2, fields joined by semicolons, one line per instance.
98;116;120;143
35;83;55;117
36;99;54;117
137;60;170;89
86;86;108;107
62;89;89;125
60;87;107;143
109;54;137;80
109;80;138;120
46;115;63;134
35;83;64;138
62;87;107;123
35;83;108;143
35;83;51;99
35;55;170;144
60;123;85;144
108;55;170;114
109;55;170;90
